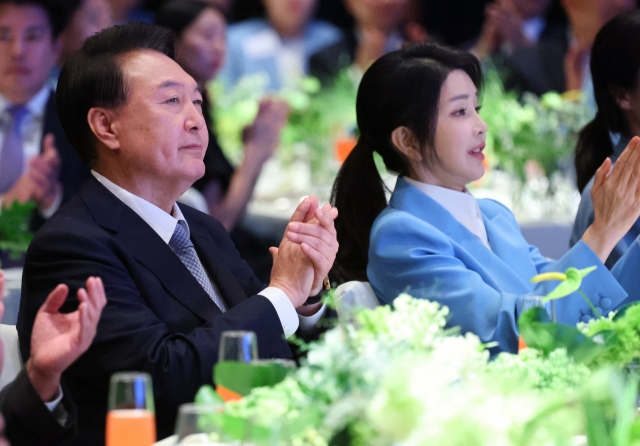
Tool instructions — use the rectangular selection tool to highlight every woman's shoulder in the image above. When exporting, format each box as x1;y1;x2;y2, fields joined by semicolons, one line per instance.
370;205;451;245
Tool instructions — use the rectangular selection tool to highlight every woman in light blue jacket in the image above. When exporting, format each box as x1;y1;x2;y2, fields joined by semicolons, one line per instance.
571;11;640;268
331;42;640;353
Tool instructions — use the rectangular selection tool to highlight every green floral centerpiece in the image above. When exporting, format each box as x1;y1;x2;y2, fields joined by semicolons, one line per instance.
190;292;640;445
0;200;35;264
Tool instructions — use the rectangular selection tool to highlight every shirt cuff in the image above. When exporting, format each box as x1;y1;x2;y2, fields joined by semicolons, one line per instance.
44;385;64;412
39;188;63;219
259;287;299;338
298;303;326;334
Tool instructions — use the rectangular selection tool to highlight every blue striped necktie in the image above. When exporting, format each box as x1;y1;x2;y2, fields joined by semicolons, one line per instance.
0;105;28;193
169;221;227;312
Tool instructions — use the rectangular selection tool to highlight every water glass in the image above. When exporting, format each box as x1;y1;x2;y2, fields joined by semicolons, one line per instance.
218;331;258;363
106;372;156;446
175;403;240;445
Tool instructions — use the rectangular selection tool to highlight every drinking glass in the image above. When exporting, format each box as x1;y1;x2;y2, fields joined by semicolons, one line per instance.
174;403;240;445
106;372;156;446
218;331;258;363
521;295;556;322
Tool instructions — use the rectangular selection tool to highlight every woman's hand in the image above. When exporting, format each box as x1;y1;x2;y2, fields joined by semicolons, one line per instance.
583;136;640;262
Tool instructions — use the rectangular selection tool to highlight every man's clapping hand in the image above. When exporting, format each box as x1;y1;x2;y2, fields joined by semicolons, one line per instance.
26;277;107;402
269;197;339;309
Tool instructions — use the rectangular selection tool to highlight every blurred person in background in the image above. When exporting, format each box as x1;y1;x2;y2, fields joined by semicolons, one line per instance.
0;0;89;267
561;0;636;98
572;10;640;268
58;0;113;66
309;0;427;84
219;0;343;91
156;0;289;282
471;0;556;59
468;0;569;96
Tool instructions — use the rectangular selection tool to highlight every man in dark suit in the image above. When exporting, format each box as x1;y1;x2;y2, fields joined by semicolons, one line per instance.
0;272;106;446
0;0;90;267
17;22;338;445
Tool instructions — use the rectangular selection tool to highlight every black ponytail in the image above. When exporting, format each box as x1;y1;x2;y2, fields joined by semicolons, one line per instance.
575;115;613;193
330;41;482;284
575;10;640;192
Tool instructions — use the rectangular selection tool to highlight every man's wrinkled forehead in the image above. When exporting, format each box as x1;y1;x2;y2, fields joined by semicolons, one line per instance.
116;49;200;98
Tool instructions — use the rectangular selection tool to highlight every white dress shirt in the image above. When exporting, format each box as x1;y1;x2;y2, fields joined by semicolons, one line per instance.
92;171;324;337
404;177;491;250
0;86;62;217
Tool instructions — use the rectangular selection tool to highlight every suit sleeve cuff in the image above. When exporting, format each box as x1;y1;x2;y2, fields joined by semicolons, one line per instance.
44;385;64;412
259;287;299;338
38;188;63;219
297;303;326;334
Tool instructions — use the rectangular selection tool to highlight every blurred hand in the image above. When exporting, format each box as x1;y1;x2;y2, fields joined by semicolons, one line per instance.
1;133;62;209
28;133;62;210
26;277;107;402
243;98;290;165
583;137;640;262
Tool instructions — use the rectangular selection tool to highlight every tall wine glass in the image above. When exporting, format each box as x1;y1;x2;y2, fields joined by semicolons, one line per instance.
106;372;156;446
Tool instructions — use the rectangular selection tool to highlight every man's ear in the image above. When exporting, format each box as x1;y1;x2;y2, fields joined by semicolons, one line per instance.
87;107;120;150
391;126;422;162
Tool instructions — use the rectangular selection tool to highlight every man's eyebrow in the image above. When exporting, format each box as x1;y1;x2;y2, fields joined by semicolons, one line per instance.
158;80;184;89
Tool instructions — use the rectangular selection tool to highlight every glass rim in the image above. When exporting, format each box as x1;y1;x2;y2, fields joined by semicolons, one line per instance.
109;371;152;383
220;330;256;337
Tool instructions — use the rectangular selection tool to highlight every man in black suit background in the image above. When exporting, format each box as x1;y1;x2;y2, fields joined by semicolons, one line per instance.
0;271;106;446
17;22;338;445
0;0;89;236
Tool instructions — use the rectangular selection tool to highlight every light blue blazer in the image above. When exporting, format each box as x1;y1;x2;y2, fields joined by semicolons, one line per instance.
368;178;640;353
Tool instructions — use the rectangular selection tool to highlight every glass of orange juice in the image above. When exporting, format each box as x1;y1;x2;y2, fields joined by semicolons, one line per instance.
106;372;156;446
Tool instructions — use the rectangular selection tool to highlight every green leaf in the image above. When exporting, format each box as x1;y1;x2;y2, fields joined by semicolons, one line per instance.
214;361;289;396
195;384;223;405
543;266;596;302
518;307;606;363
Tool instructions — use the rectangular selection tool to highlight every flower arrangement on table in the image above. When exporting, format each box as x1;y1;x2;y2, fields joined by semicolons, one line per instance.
189;278;640;446
210;70;358;195
0;200;35;264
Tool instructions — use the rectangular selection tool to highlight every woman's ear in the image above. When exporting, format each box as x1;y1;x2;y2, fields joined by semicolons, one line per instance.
87;107;120;150
391;126;423;162
612;86;632;111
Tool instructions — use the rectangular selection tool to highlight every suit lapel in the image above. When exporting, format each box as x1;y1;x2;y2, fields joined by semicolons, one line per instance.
189;220;248;308
481;209;537;288
80;178;222;320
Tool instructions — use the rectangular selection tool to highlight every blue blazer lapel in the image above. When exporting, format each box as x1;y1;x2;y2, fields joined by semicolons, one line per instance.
80;178;222;320
390;178;494;264
481;209;537;286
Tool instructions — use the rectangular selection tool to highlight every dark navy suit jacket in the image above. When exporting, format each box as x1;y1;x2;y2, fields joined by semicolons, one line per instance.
17;177;291;445
0;370;77;446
